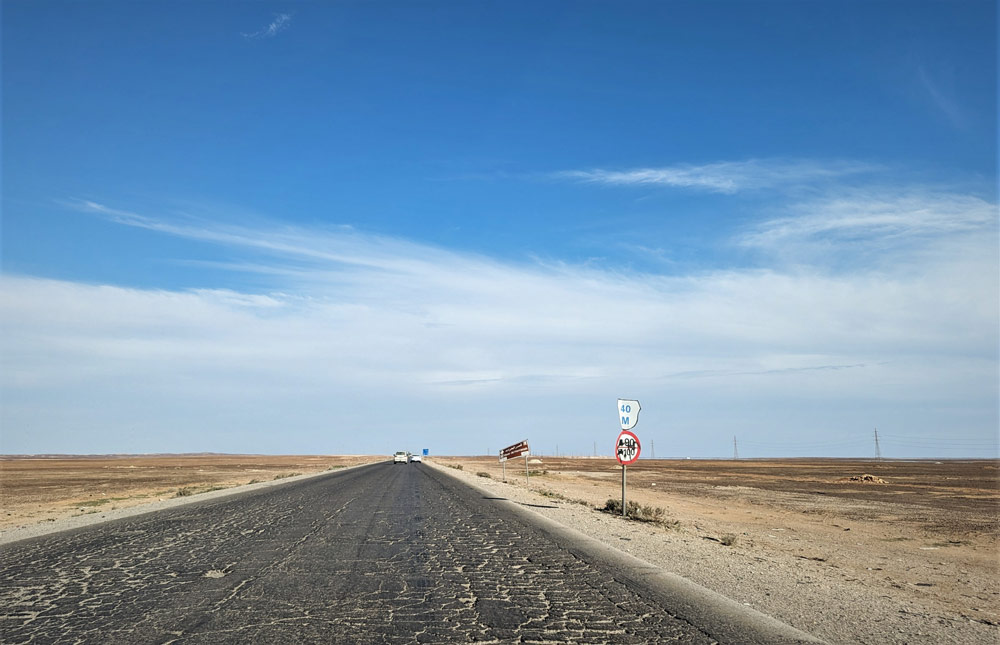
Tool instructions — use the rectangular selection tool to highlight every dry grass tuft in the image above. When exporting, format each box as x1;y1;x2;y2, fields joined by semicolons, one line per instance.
602;499;679;527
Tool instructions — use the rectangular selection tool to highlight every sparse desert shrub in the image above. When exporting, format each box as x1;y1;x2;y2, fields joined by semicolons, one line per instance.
640;504;664;522
248;479;262;485
603;498;640;516
719;533;738;546
476;471;492;479
538;488;567;500
175;487;196;497
273;472;301;480
448;464;463;471
602;498;676;526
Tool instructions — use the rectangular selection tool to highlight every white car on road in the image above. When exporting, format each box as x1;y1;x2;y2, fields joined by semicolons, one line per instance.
410;454;422;463
393;451;408;464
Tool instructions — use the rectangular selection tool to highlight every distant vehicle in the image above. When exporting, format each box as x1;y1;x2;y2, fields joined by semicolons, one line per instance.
393;451;408;464
410;454;422;463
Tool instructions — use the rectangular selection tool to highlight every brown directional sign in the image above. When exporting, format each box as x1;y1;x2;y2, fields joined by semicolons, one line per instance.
500;440;529;462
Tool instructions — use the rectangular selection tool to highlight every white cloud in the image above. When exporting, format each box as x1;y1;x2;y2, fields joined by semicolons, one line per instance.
242;13;292;40
557;159;878;194
3;194;997;456
741;190;996;249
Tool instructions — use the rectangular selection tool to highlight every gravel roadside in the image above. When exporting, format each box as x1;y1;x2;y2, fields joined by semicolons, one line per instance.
425;460;998;645
0;463;374;546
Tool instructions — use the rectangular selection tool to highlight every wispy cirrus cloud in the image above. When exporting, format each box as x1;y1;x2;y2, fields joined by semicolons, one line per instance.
740;190;997;250
553;158;995;275
67;199;434;274
917;64;968;129
242;13;292;40
555;159;879;194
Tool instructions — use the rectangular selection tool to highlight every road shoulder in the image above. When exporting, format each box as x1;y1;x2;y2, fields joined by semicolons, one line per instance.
425;459;999;645
427;460;824;644
0;461;379;546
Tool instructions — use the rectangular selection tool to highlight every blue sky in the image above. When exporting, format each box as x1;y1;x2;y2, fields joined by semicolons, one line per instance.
2;1;997;458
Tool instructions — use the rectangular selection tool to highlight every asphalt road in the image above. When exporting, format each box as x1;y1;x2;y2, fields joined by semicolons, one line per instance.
0;463;805;644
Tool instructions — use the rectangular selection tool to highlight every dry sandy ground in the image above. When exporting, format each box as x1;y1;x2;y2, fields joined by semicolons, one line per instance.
1;454;996;643
431;456;998;645
0;454;377;531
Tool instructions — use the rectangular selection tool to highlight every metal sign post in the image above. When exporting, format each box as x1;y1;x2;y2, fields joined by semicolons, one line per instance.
500;440;530;485
616;399;641;518
616;429;641;516
622;463;627;516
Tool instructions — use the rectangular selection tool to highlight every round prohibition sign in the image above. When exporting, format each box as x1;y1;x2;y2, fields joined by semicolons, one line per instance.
615;429;641;466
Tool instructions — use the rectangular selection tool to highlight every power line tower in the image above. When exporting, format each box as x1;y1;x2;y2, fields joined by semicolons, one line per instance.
874;428;882;462
733;435;739;460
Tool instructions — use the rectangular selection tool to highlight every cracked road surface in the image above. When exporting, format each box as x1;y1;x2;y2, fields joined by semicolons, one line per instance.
1;463;721;644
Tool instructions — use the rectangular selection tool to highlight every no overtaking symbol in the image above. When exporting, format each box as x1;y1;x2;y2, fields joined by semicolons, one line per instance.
616;430;640;466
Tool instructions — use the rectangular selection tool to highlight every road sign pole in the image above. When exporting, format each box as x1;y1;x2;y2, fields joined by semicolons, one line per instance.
622;464;627;517
525;454;529;485
502;458;506;483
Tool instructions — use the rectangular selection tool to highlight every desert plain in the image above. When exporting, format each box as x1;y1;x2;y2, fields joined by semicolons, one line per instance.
1;454;997;643
0;454;374;530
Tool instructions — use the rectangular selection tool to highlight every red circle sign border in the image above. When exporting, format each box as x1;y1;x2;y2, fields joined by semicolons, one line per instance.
615;429;641;466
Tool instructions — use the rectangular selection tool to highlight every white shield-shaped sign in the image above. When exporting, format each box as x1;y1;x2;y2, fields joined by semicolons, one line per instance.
617;399;640;430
